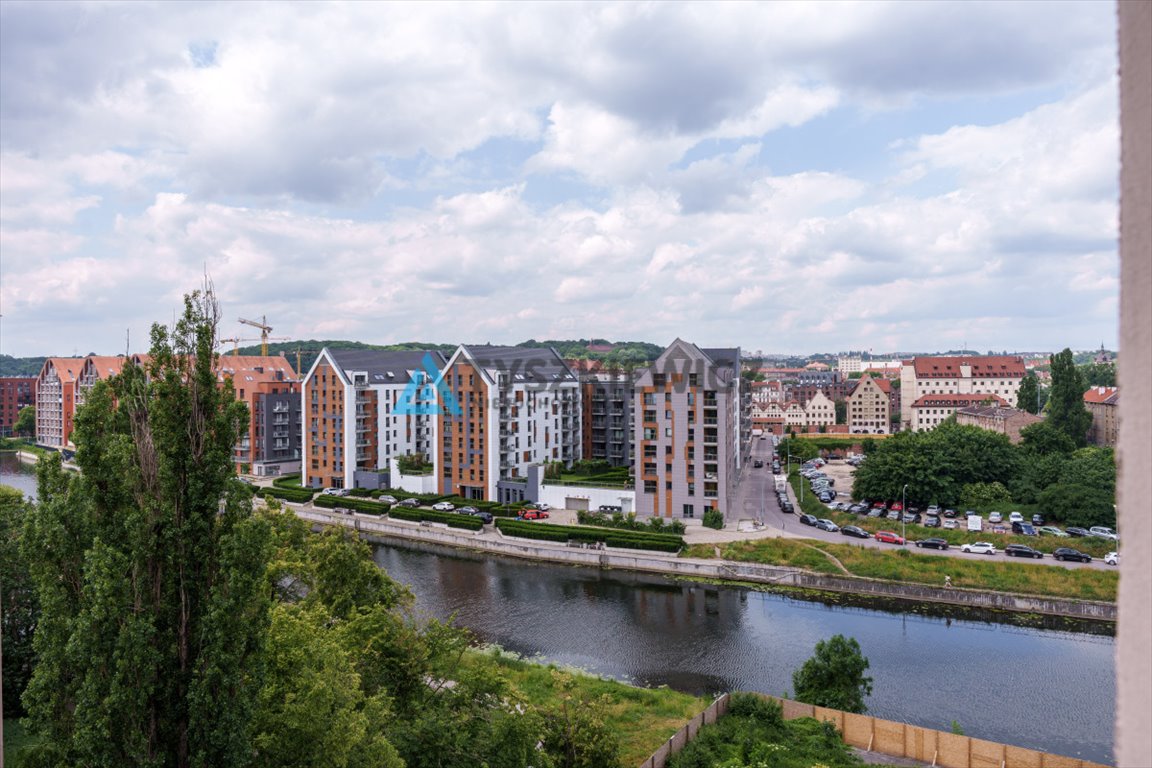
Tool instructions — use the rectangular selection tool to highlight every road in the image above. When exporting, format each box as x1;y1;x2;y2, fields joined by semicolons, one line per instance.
732;436;1114;572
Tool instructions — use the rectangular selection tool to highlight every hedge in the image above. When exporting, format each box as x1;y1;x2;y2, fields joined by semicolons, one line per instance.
313;494;390;515
369;489;450;503
272;473;304;489
261;486;315;503
495;519;683;552
388;506;484;531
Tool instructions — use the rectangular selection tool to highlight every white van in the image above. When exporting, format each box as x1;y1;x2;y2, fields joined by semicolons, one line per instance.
967;514;983;533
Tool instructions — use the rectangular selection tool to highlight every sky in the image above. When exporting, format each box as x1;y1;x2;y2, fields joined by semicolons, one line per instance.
0;1;1120;359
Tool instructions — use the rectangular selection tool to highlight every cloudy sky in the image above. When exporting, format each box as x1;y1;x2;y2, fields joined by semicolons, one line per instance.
0;1;1119;359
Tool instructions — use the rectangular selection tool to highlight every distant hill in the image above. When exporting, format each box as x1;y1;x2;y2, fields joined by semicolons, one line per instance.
0;354;47;377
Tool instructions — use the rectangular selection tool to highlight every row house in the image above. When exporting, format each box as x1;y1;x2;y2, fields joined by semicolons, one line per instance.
0;376;37;436
303;349;445;490
954;405;1043;444
633;340;743;520
217;355;302;477
436;345;581;502
35;358;84;448
1084;387;1119;447
899;355;1026;429
846;374;892;434
910;393;1009;432
750;379;784;405
574;361;634;468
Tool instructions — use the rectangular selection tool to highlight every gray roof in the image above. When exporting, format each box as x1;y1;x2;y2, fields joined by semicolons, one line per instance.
463;345;576;383
701;347;740;372
327;348;447;385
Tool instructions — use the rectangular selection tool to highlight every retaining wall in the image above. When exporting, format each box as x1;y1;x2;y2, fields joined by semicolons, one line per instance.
292;507;1117;622
639;693;1111;768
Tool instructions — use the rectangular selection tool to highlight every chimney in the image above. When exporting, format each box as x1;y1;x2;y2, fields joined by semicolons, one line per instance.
1099;387;1106;394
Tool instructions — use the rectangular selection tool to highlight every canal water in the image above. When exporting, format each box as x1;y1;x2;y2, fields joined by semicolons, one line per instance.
374;539;1115;765
0;451;37;499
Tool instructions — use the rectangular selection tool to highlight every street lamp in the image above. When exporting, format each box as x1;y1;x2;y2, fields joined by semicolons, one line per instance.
901;483;908;548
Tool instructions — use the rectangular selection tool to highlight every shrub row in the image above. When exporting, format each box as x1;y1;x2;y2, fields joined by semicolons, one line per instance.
271;473;303;489
575;510;687;535
313;494;389;515
261;486;315;503
388;506;484;531
369;489;451;503
496;519;683;552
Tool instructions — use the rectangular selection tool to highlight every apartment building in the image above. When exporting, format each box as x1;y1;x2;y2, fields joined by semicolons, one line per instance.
910;393;1008;431
76;356;127;408
847;374;892;434
576;362;634;468
215;355;302;477
955;405;1042;444
0;377;36;436
804;390;836;427
633;340;743;520
1084;386;1119;447
899;356;1026;429
35;358;83;448
435;345;580;502
303;348;446;490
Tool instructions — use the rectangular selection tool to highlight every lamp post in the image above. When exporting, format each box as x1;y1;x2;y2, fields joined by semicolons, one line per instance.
901;483;908;548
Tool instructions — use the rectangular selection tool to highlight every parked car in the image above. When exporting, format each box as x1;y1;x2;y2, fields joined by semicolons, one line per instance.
841;525;871;539
815;519;839;532
942;508;958;518
817;491;836;503
902;512;921;525
780;502;795;514
1008;511;1024;524
942;518;958;530
397;498;421;508
923;515;941;528
536;502;551;511
926;505;940;516
961;542;997;555
1105;551;1119;566
432;501;455;511
753;460;764;468
874;530;905;545
458;506;479;515
1004;544;1044;559
1011;522;1037;536
915;537;949;550
1066;527;1091;538
1032;514;1046;526
867;508;884;518
1038;525;1068;537
470;511;494;524
988;511;1003;524
1089;526;1119;541
798;514;818;527
322;488;349;496
886;510;901;521
848;504;868;514
1053;547;1092;563
519;509;549;520
378;495;398;504
890;501;904;512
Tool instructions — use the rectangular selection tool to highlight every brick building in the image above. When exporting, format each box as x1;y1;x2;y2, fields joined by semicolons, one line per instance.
954;405;1043;444
1083;386;1119;447
0;377;37;437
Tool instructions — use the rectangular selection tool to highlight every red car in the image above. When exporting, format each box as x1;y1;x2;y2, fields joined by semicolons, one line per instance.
520;509;549;520
889;502;904;512
874;530;905;545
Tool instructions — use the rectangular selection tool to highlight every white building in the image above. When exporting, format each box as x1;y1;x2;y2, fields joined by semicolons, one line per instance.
899;356;1026;430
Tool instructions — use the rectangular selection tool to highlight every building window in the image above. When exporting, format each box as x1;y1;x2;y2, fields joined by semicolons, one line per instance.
683;504;694;518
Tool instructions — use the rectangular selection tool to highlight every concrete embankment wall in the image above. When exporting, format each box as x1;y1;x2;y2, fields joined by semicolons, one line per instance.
639;693;1111;768
293;508;1117;622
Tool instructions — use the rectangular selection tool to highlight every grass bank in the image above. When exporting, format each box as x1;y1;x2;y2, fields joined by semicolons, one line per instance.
467;647;709;766
682;537;1118;602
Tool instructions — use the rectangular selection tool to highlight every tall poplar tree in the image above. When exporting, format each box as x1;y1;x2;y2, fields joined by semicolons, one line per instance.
21;287;273;768
1016;372;1041;414
1046;348;1093;447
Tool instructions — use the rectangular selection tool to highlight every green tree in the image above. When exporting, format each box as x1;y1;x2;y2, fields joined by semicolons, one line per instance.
958;481;1013;510
1038;483;1115;529
1016;373;1041;414
792;634;873;714
834;399;847;424
539;673;621;768
21;289;273;768
1046;348;1092;447
702;508;724;530
1080;362;1116;387
778;437;818;463
13;404;35;436
1;484;37;718
1018;421;1076;456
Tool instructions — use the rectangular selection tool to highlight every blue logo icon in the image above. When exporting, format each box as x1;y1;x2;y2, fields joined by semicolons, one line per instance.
396;353;461;416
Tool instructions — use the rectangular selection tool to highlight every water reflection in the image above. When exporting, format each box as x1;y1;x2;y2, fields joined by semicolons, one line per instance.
374;538;1114;765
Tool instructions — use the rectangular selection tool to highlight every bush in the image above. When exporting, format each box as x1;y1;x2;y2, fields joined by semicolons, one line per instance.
575;510;686;536
388;506;484;531
702;509;724;530
262;486;315;503
496;519;683;552
272;473;303;489
313;494;389;515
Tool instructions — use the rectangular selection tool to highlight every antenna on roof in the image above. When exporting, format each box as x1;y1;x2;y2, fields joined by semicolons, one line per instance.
125;329;130;357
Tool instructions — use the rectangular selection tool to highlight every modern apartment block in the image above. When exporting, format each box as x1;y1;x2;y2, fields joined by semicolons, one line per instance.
302;348;446;490
435;345;580;502
579;364;634;468
0;377;36;437
35;358;83;448
633;340;743;520
899;356;1026;429
1084;386;1119;446
76;356;127;408
215;355;302;477
846;374;892;434
910;393;1009;431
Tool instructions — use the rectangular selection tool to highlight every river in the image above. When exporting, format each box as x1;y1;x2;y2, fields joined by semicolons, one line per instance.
373;539;1115;765
0;450;37;499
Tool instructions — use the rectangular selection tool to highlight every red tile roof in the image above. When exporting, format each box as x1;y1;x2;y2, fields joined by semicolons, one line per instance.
1083;387;1119;405
41;357;83;382
910;356;1026;379
83;355;128;380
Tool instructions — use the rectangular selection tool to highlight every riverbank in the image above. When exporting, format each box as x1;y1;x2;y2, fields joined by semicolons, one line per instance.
292;506;1117;623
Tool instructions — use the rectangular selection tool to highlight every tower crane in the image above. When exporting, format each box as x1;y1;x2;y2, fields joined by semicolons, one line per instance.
217;337;260;356
238;316;273;356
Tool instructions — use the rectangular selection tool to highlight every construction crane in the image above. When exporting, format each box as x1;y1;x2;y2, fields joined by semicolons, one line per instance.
293;347;326;378
217;336;260;356
239;316;273;356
